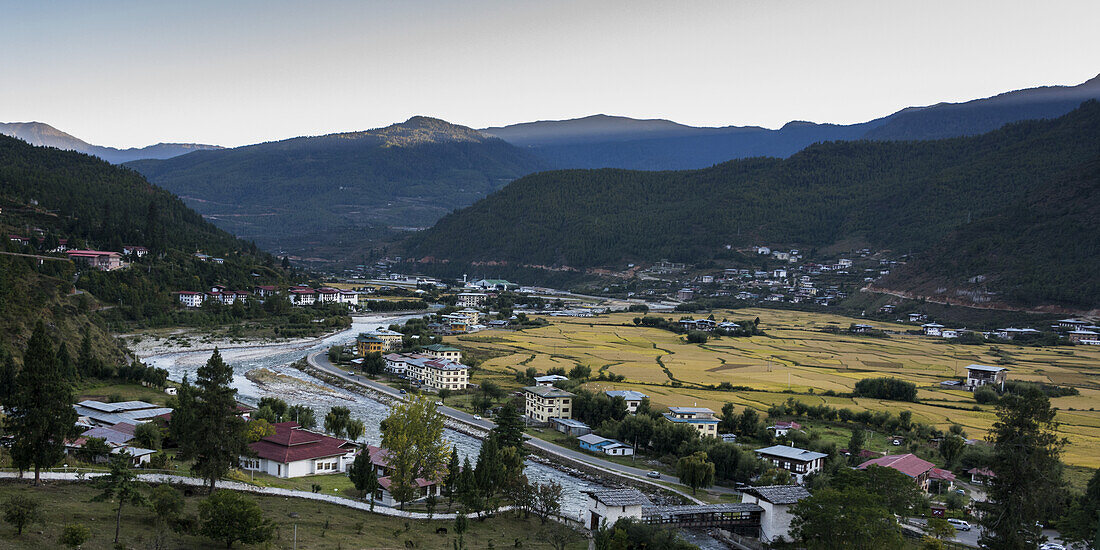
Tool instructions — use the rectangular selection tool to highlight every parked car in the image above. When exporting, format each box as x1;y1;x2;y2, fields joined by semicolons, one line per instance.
1039;543;1065;550
346;371;355;376
399;389;407;395
473;414;482;420
435;401;444;406
947;519;972;531
647;471;661;479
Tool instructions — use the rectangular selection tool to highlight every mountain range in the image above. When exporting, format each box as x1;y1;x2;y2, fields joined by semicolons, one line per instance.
0;122;222;164
126;116;545;260
482;74;1100;170
406;101;1100;310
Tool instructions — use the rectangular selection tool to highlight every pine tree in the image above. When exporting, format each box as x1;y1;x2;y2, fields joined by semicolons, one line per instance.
444;447;460;505
491;402;525;453
6;322;79;485
185;349;249;492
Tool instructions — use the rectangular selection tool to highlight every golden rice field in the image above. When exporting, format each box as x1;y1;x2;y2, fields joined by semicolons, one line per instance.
450;309;1100;467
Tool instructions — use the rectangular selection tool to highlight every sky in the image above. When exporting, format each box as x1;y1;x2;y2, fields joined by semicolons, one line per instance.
1;0;1098;148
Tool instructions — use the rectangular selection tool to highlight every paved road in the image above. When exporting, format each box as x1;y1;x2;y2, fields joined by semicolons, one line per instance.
910;518;1068;548
306;350;738;497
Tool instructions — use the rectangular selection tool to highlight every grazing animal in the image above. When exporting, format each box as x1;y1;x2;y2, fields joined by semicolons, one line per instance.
435;527;448;535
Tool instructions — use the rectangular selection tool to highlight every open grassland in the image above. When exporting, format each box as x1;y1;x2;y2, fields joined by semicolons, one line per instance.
0;480;585;549
450;309;1100;467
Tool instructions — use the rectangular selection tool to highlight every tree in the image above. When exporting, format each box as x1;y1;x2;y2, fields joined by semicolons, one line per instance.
198;490;276;548
926;517;956;541
345;418;365;441
533;480;563;524
790;487;903;549
93;452;147;544
324;406;352;438
847;428;864;465
2;494;40;535
257;397;288;422
425;494;438;518
380;395;449;509
739;407;760;436
974;384;999;404
150;484;184;525
939;434;966;467
76;437;111;464
978;387;1066;549
288;404;316;429
568;365;591;380
5;322;79;484
362;352;385;375
438;388;452;403
182;349;250;492
831;466;923;516
134;422;163;450
347;451;375;497
59;523;91;549
491;402;525;452
1058;467;1100;548
676;451;715;495
245;418;276;442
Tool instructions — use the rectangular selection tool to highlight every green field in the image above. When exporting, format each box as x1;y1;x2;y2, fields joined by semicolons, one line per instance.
450;309;1100;467
0;480;585;549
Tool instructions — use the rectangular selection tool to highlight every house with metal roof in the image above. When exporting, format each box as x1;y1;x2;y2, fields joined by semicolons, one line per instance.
741;485;811;543
584;488;652;530
965;364;1008;390
524;385;574;425
754;445;828;483
604;390;648;413
533;374;568;387
577;434;634;456
663;406;719;437
73;400;174;428
550;417;591;436
240;422;358;479
858;453;956;492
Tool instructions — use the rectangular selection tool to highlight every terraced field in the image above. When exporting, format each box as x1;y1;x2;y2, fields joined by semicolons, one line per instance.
450;309;1100;467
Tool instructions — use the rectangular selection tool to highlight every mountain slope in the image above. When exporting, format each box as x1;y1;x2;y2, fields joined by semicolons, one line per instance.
126;117;546;259
482;74;1100;170
406;101;1100;309
0;122;222;164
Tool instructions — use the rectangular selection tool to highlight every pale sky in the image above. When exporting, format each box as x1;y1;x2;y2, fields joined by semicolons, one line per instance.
1;0;1097;148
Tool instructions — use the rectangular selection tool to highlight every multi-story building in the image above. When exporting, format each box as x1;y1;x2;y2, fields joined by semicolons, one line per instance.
754;445;827;484
456;292;487;308
662;406;719;437
288;287;316;306
423;344;461;361
176;291;204;308
524;385;574;425
604;390;648;413
356;336;384;356
965;364;1008;390
404;355;469;390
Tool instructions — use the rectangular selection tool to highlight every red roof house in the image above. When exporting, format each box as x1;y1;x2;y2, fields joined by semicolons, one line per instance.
242;422;357;478
858;453;956;492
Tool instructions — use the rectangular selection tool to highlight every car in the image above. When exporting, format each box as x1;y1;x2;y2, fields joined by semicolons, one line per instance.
955;488;966;495
947;519;971;531
1040;544;1066;550
399;389;407;395
435;401;444;406
347;371;355;376
647;471;661;479
473;414;483;420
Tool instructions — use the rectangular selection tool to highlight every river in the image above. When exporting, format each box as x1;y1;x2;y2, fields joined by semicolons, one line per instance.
140;313;603;517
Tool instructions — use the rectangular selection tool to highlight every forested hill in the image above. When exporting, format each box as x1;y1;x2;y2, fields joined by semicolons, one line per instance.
126;116;546;260
0;121;222;164
0;134;285;358
406;101;1100;309
482;74;1100;170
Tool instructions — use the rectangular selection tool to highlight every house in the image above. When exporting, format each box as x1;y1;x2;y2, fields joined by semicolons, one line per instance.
922;323;945;336
584;488;651;530
858;453;955;492
316;287;340;304
112;446;157;467
8;234;29;245
550;418;591;436
663;407;719;437
454;308;481;325
121;245;148;257
383;353;410;376
967;467;995;485
253;285;278;299
404;355;469;391
524;386;574;425
768;421;802;437
676;288;695;301
533;374;568;387
991;327;1040;340
288;287;317;306
772;268;788;279
176;291;205;308
604;390;648;413
965;364;1008;390
908;313;927;323
240;422;358;478
1057;319;1091;331
741;485;811;543
78;422;137;448
754;445;827;484
701;275;714;284
578;434;634;456
356;336;384;356
456;292;487;308
423;344;461;361
850;323;875;334
941;329;959;339
1068;330;1100;344
441;313;469;333
337;289;359;306
73;401;174;428
720;433;738;443
363;328;403;351
67;250;126;271
365;445;442;506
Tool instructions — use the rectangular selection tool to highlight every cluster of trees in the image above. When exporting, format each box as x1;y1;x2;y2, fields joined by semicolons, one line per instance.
852;377;918;402
631;315;763;338
975;379;1079;405
251;396;316;429
323;406;366;441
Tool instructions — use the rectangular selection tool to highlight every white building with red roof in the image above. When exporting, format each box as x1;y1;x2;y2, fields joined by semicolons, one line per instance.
67;249;126;270
176;291;205;308
857;453;956;492
316;287;339;304
241;422;358;478
365;445;442;506
288;286;317;306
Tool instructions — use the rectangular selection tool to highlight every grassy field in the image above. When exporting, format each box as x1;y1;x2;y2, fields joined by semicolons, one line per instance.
449;309;1100;467
0;480;586;549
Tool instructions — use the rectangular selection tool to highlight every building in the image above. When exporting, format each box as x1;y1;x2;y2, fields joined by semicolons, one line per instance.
965;364;1008;390
604;390;648;413
991;327;1040;340
121;245;148;257
524;385;574;425
337;289;359;306
768;421;802;437
423;344;461;361
754;445;828;484
550;418;591;436
78;422;137;447
471;279;517;291
241;422;358;478
362;328;403;351
440;313;470;333
67;250;126;271
922;323;945;336
365;445;442;506
383;353;410;377
253;285;278;299
1068;330;1100;344
584;488;652;530
857;453;956;492
967;467;995;485
288;287;317;306
356;335;384;356
676;288;695;301
663;407;719;437
176;291;204;308
578;434;634;456
741;485;811;543
533;374;568;387
1057;319;1091;331
73;400;174;428
405;356;469;390
456;292;487;308
454;308;481;325
316;287;339;304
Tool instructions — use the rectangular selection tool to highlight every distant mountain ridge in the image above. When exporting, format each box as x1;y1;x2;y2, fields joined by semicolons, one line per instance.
0;121;222;164
407;101;1100;310
126;116;545;260
482;74;1100;170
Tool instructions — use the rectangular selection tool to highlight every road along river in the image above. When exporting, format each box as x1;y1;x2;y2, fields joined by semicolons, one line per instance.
140;313;608;517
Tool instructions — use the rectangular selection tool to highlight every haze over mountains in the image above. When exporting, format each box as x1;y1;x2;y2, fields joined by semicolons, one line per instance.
483;74;1100;170
0;122;222;164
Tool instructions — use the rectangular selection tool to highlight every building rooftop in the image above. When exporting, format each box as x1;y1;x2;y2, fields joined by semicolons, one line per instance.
605;390;648;401
742;485;811;505
668;406;715;414
524;385;575;399
550;418;589;428
966;364;1007;373
641;503;763;519
585;488;652;507
534;375;568;383
424;344;460;352
857;453;935;478
754;445;828;462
